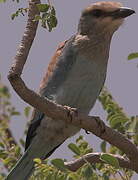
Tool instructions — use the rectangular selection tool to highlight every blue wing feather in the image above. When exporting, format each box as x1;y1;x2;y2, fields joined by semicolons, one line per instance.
25;36;76;150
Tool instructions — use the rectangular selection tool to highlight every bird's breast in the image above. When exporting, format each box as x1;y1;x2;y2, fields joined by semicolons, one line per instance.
37;54;108;141
54;54;107;113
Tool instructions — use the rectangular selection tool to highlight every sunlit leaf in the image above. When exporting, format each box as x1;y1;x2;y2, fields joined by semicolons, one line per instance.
3;157;14;166
100;154;120;169
51;158;67;172
34;158;42;164
68;143;80;156
128;53;138;60
15;146;21;156
37;4;49;12
33;15;42;21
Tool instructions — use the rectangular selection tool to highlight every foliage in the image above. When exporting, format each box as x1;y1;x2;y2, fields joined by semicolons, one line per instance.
99;87;138;147
0;78;21;178
0;77;30;178
128;53;138;60
0;0;19;3
0;82;135;180
34;4;58;31
11;8;28;20
0;0;58;32
28;135;134;179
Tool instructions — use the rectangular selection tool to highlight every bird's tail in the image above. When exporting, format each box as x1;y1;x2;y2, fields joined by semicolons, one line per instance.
6;149;35;180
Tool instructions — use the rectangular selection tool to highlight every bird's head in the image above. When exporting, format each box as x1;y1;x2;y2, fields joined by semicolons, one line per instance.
78;1;135;35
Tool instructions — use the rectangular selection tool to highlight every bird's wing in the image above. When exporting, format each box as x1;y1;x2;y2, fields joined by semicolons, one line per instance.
25;36;76;150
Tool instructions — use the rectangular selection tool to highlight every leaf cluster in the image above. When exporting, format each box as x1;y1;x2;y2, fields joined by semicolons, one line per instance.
99;87;138;146
11;8;28;20
34;4;58;31
0;81;136;179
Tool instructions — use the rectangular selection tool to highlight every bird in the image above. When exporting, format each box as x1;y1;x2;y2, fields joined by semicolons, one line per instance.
6;1;135;180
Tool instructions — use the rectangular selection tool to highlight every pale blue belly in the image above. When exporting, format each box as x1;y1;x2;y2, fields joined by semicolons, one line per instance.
54;55;107;113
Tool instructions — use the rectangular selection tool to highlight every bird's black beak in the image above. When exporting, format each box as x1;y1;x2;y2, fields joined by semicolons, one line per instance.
112;7;135;19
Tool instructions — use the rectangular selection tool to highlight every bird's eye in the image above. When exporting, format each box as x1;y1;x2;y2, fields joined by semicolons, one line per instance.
91;9;103;17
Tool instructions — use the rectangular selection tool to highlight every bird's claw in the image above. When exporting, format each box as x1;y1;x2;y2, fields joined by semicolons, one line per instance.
64;106;78;123
94;116;105;136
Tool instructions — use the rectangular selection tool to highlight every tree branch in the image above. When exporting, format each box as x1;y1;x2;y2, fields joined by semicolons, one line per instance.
65;153;135;172
8;0;40;77
7;0;138;173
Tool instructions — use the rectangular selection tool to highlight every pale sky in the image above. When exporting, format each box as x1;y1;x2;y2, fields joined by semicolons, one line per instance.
0;0;138;179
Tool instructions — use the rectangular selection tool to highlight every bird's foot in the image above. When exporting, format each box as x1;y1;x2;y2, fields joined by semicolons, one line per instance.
94;116;106;136
64;106;78;123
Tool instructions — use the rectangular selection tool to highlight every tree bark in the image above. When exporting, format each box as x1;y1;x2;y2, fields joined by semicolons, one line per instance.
65;153;135;172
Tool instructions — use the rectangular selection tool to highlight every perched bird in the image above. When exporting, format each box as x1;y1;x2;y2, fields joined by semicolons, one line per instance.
6;1;135;180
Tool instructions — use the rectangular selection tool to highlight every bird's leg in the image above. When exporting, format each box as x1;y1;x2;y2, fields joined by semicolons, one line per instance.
63;106;78;124
93;116;106;136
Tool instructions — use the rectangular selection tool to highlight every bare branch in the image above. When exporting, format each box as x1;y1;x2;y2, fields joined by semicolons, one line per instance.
65;153;135;172
8;0;40;77
7;0;138;173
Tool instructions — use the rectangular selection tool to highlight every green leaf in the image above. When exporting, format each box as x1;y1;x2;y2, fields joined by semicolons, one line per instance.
128;53;138;60
3;157;14;166
11;13;17;20
0;0;6;2
109;114;127;128
47;19;52;32
82;164;93;178
76;135;83;143
33;15;42;21
51;158;67;172
66;173;79;180
41;14;47;29
100;141;106;153
68;143;80;156
33;158;42;164
103;174;110;180
51;6;56;16
0;142;5;149
37;4;49;12
11;111;20;116
100;154;120;169
24;106;31;118
0;151;8;158
50;15;58;28
0;86;9;95
14;146;21;156
57;174;67;180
